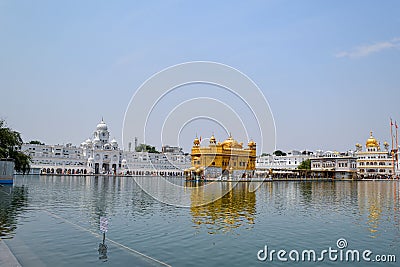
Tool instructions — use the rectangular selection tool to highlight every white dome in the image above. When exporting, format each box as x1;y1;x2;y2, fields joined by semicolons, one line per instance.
111;138;118;146
86;138;92;144
121;159;127;163
96;119;108;131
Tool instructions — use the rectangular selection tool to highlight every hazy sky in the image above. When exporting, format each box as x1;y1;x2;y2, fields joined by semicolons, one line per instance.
1;0;399;153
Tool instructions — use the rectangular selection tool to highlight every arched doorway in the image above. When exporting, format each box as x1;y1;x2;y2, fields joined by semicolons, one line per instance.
112;164;117;174
102;163;109;173
95;163;100;174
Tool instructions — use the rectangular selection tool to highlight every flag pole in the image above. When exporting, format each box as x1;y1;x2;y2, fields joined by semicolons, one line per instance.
396;121;399;149
396;121;398;176
391;118;394;152
391;118;394;178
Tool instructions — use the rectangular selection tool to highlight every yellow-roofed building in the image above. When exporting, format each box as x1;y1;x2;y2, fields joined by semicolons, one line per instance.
355;131;393;178
185;135;256;179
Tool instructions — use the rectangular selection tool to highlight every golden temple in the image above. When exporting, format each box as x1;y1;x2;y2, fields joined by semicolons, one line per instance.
185;134;256;179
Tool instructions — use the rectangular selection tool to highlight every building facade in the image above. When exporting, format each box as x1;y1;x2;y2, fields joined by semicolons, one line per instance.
21;142;87;175
355;132;393;178
121;150;190;176
186;135;256;179
310;150;357;179
161;145;183;154
22;119;191;176
81;119;122;174
256;150;312;171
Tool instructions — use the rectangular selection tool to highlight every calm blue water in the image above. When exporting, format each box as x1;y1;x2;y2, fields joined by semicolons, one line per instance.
1;175;399;266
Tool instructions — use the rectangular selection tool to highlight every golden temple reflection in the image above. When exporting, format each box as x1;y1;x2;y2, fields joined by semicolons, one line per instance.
356;181;396;238
367;203;381;237
188;182;256;234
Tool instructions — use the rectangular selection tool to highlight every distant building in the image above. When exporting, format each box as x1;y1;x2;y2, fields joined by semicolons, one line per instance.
22;119;123;175
186;135;256;179
310;150;357;179
81;119;122;174
355;132;393;178
81;119;191;175
161;145;183;154
21;143;87;175
397;150;400;177
21;118;191;176
121;150;190;176
256;150;312;171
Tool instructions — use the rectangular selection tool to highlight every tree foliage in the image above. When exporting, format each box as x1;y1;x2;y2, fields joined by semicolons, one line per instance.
297;159;311;170
135;143;160;153
29;140;44;145
273;150;287;156
0;120;31;173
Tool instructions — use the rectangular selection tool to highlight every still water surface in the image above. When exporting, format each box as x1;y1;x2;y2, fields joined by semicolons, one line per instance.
0;175;399;266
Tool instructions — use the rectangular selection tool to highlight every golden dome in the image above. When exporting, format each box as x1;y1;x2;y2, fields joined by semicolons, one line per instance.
193;137;200;145
210;135;216;144
248;140;256;147
366;131;379;148
221;136;243;149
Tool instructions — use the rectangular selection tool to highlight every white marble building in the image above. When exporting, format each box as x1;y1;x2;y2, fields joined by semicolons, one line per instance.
256;150;312;171
81;119;122;174
121;151;190;176
310;150;357;179
355;132;393;178
22;118;191;175
21;143;87;174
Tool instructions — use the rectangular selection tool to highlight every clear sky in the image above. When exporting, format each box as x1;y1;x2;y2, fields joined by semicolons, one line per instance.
1;0;399;153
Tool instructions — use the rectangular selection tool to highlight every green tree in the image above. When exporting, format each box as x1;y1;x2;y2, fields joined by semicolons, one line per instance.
273;150;287;156
135;143;160;153
0;120;31;174
29;140;44;145
261;153;270;157
297;159;311;170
